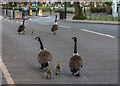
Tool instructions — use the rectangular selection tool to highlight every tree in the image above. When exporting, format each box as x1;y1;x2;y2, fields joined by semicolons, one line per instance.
72;2;86;20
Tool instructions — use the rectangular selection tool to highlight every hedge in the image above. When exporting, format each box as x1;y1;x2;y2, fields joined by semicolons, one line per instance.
90;7;106;13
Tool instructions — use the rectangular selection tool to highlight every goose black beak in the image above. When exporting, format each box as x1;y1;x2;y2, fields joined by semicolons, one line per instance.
35;37;40;40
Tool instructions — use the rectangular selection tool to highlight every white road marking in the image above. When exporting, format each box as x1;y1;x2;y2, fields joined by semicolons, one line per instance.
60;26;70;28
0;56;15;84
4;19;6;20
81;29;116;38
7;20;10;22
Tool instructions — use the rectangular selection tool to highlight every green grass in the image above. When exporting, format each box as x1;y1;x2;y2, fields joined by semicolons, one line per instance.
87;17;118;21
86;7;90;13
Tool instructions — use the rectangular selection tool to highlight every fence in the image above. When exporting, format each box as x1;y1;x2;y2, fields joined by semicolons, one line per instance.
86;13;118;21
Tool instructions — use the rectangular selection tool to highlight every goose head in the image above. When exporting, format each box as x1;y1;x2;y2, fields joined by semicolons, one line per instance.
35;37;40;41
72;37;77;41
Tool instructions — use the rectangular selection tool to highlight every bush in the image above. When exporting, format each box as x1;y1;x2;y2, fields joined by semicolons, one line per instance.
54;8;64;12
90;7;106;13
2;6;12;9
54;7;75;13
39;6;50;12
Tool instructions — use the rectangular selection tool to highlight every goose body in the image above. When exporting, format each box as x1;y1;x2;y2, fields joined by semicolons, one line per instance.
69;37;83;76
35;37;52;69
38;50;52;64
51;23;58;34
18;19;25;34
51;15;58;34
55;60;62;75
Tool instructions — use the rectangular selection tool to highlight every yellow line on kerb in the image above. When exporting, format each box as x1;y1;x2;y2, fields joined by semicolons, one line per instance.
0;56;15;85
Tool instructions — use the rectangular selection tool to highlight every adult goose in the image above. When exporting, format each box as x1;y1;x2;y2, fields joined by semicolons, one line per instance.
35;37;52;69
69;37;83;76
18;19;26;34
51;15;58;34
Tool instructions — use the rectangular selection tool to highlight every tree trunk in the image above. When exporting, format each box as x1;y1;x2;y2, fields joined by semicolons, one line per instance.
73;2;86;20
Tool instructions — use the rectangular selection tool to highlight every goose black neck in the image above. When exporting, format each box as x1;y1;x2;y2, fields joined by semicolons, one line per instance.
55;15;57;22
23;20;25;25
38;38;44;50
74;39;77;54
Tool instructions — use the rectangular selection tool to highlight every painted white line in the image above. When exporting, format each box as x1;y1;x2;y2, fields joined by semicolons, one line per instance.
81;29;116;38
10;20;13;22
4;19;6;20
60;26;70;28
0;56;15;84
7;20;10;22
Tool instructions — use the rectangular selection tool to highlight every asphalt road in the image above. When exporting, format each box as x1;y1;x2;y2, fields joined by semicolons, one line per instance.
1;17;118;84
29;16;118;38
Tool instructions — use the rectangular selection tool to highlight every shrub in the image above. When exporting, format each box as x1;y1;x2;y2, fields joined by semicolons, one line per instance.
54;7;75;13
54;8;64;12
90;7;106;13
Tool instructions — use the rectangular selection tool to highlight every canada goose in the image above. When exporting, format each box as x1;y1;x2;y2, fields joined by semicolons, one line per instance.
18;19;26;34
51;15;58;34
69;37;83;76
45;66;53;79
55;60;62;75
35;37;52;69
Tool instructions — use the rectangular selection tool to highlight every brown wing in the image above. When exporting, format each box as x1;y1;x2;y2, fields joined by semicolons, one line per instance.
38;50;52;64
69;55;83;70
18;25;25;32
51;24;58;31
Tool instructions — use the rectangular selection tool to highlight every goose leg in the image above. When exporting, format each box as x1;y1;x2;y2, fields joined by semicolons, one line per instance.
40;64;44;69
54;32;56;34
47;75;51;79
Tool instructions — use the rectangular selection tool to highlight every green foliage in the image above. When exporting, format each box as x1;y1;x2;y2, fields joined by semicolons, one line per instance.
104;2;112;6
54;8;64;12
54;7;74;13
39;6;51;12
